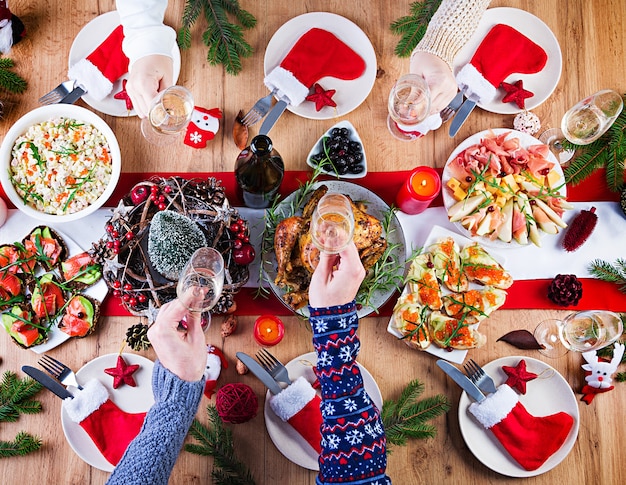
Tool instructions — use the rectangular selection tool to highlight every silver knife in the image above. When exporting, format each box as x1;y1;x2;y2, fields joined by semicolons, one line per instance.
236;352;282;395
449;97;477;137
22;365;73;400
436;360;485;403
59;86;86;105
259;99;288;136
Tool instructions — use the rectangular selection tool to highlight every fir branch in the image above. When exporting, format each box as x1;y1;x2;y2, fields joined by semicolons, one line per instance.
0;57;27;93
0;371;43;423
588;258;626;293
0;432;42;458
563;93;626;192
381;379;450;448
390;0;443;58
185;405;256;485
178;0;256;75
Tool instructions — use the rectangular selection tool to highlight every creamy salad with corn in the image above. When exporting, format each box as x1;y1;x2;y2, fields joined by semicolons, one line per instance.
9;117;113;215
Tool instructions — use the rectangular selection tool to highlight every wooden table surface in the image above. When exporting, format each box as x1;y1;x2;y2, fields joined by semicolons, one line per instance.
1;1;624;484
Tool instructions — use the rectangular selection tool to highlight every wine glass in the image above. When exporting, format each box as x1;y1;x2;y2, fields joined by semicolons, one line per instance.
309;193;355;255
141;85;194;145
561;89;623;145
538;127;575;166
176;247;225;332
534;310;624;358
387;74;431;141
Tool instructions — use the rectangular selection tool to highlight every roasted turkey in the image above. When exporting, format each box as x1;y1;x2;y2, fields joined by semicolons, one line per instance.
273;185;387;309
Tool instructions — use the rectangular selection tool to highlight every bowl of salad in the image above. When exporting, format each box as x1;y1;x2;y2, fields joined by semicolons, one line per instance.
0;104;121;222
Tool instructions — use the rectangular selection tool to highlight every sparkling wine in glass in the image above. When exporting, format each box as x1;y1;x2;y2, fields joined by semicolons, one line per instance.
387;74;431;141
176;247;225;331
561;89;623;145
309;193;355;254
141;85;194;145
534;310;623;358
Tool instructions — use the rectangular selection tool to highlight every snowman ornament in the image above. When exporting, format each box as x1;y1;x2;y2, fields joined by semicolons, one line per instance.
184;106;222;148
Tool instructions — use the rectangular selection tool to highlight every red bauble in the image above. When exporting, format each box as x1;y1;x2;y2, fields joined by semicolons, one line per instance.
215;383;258;424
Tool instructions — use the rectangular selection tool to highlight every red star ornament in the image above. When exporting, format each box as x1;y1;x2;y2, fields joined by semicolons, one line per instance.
501;80;534;109
306;83;337;111
105;355;140;389
114;79;133;111
502;359;538;394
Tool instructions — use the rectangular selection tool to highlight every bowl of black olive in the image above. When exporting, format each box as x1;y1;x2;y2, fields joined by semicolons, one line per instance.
306;121;367;179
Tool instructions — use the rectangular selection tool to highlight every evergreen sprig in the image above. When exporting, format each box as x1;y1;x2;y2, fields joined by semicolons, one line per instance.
381;379;450;448
178;0;256;75
185;405;256;485
0;371;43;423
563;93;626;192
0;432;42;458
0;57;27;93
588;258;626;294
390;0;443;58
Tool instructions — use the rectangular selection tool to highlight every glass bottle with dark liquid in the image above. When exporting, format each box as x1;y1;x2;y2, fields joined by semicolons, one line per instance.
235;135;284;209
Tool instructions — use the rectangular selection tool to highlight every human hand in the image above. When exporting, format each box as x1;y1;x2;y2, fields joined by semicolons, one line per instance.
147;299;207;381
126;54;174;118
410;51;458;114
308;242;366;308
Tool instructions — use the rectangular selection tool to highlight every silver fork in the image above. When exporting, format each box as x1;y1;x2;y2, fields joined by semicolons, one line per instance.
256;348;292;385
440;91;464;123
240;92;275;126
38;354;83;390
38;80;75;105
463;359;496;394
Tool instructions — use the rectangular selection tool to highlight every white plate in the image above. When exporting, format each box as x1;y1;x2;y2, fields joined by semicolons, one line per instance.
458;356;579;477
306;120;368;179
386;225;508;364
263;12;377;120
441;128;565;249
61;353;154;472
453;7;562;114
263;351;383;470
0;224;108;354
263;180;405;318
68;11;181;117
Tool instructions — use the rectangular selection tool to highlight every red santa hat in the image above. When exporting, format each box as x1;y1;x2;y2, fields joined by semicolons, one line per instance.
264;28;366;106
468;384;573;471
68;24;129;101
456;24;547;104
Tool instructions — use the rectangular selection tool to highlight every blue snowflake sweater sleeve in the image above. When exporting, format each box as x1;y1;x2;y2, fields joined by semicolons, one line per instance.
310;301;391;485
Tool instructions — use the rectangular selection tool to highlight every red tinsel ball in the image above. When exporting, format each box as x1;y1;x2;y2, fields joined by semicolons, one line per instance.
215;383;258;424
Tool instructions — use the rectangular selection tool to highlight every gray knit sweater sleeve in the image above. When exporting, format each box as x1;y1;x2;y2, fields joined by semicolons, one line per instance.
106;360;205;485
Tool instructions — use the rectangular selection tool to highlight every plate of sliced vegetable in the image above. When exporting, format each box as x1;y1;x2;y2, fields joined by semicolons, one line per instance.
442;128;572;248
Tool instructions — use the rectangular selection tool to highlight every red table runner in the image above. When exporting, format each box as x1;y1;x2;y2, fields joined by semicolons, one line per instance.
3;169;624;314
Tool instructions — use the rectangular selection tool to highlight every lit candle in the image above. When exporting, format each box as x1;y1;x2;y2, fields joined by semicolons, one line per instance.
253;315;285;346
395;166;441;214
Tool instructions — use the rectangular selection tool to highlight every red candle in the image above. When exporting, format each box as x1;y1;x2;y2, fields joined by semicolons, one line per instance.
395;166;441;214
253;315;285;346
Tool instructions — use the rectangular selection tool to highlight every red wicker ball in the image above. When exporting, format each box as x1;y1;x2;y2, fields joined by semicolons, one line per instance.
215;383;259;424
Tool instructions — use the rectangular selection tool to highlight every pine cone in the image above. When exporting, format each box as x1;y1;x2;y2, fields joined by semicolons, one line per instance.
90;239;114;264
547;274;583;306
126;323;151;351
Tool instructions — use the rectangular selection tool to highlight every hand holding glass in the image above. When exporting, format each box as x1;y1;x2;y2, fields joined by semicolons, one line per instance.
141;85;194;145
387;74;431;141
534;310;623;358
309;193;355;254
176;247;225;331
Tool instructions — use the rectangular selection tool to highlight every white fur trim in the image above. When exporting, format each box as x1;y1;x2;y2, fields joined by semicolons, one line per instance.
268;376;316;421
63;379;109;423
468;384;518;428
456;63;498;104
0;20;13;54
264;66;309;106
68;58;113;101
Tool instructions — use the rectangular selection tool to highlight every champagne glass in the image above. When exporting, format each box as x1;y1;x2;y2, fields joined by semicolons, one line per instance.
141;85;194;145
176;247;225;332
561;89;623;145
387;74;431;141
538;127;575;166
534;310;623;358
309;193;355;255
